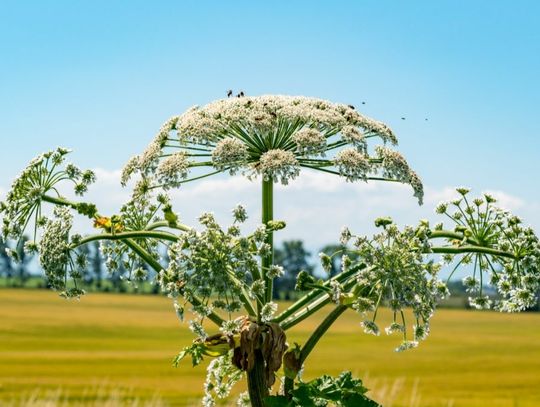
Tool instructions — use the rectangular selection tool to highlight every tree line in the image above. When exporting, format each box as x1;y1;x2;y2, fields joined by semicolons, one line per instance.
1;238;538;310
0;237;338;296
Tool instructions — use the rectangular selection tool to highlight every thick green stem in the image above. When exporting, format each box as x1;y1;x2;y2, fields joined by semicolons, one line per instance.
431;245;515;259
247;350;269;407
246;179;275;407
145;220;192;232
272;264;365;324
280;276;357;331
42;194;80;210
262;179;274;304
71;230;179;247
300;305;348;363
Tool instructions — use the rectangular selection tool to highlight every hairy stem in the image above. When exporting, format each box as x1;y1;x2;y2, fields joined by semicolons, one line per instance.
247;350;269;407
72;230;179;247
431;245;514;259
273;264;365;324
300;305;348;363
262;179;274;304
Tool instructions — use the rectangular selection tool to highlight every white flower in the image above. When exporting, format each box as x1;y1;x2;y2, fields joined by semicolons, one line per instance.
340;226;352;245
212;138;249;174
341;125;366;151
334;148;370;182
330;280;342;304
292;127;326;155
125;95;421;195
385;322;405;335
375;146;424;204
258;149;300;185
267;264;285;279
469;296;492;310
39;206;76;295
156;152;190;189
121;156;140;186
232;204;248;223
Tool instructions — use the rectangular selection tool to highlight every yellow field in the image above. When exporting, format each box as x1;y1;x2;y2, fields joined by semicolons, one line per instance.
1;289;539;407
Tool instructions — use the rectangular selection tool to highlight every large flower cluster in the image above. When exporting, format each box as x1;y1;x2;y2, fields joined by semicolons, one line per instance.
120;95;423;203
158;206;267;319
339;219;447;352
435;189;540;311
0;148;96;244
39;206;84;298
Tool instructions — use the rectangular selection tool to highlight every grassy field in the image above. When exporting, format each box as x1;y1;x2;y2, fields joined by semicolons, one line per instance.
1;289;539;407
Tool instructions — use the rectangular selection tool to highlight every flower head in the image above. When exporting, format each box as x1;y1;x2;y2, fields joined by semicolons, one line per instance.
123;95;423;203
334;148;370;182
292;127;326;155
258;149;300;184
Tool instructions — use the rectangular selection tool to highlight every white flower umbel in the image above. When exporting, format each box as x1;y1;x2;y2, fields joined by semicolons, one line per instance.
203;353;244;406
258;149;300;184
122;95;424;202
292;127;327;156
375;146;424;204
436;189;540;312
39;206;83;298
0;147;96;244
212;138;249;174
156;152;190;189
341;218;444;349
334;148;370;182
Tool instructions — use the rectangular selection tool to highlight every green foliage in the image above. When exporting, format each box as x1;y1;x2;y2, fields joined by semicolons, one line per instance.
173;343;205;367
266;371;380;407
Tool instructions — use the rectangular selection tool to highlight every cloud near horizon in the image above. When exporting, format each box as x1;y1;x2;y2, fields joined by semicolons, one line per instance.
5;167;528;252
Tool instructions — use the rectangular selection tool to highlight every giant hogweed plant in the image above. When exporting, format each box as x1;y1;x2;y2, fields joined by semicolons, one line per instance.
1;95;539;407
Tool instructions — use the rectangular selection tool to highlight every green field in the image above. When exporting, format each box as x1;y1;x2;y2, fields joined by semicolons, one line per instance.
1;289;539;407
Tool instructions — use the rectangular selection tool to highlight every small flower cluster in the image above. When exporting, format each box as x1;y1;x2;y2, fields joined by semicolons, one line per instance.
39;206;84;298
202;352;244;407
0;148;95;244
257;149;300;184
158;206;266;319
334;148;370;182
340;125;367;152
436;189;540;312
341;218;447;352
292;127;327;156
156;152;191;189
212;138;250;174
374;146;424;204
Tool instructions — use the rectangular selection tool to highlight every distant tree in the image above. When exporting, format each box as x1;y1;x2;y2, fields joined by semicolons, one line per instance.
0;236;33;287
88;242;104;289
13;236;33;286
0;239;15;284
274;240;314;299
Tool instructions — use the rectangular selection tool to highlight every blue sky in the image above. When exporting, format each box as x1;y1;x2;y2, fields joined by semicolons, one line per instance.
1;1;539;257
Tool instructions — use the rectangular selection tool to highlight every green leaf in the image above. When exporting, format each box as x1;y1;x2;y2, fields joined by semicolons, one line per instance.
265;396;294;407
274;371;381;407
172;343;204;367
